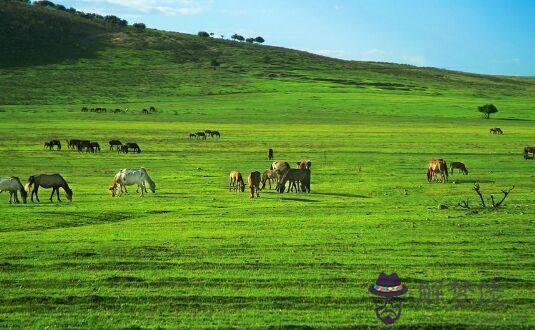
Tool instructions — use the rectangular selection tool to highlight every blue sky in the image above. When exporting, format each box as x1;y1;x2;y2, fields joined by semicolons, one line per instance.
60;0;535;76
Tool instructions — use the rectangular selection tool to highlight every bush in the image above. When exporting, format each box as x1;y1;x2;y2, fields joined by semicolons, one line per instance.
133;23;146;31
198;31;210;38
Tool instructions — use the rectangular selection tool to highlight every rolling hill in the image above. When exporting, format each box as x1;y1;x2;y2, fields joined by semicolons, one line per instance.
1;0;535;106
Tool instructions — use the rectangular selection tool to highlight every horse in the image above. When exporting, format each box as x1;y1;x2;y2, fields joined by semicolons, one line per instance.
189;133;196;139
270;161;291;176
109;140;122;150
277;169;311;193
45;140;61;150
248;171;261;198
296;160;312;169
81;107;88;112
142;109;149;114
76;140;91;152
450;162;468;175
66;139;81;149
261;169;278;190
25;174;72;202
118;145;129;153
524;146;535;160
124;143;141;153
490;128;503;134
268;148;274;160
210;131;221;138
229;171;245;192
109;168;156;197
204;130;212;136
90;142;101;152
196;132;207;140
0;177;27;204
426;159;449;183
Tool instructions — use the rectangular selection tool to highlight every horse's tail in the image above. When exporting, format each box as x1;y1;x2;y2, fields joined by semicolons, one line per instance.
25;175;35;192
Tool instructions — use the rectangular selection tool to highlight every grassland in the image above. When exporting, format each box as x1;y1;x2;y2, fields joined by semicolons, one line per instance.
0;2;534;328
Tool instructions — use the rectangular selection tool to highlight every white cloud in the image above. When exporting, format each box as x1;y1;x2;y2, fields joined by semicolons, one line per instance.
78;0;206;16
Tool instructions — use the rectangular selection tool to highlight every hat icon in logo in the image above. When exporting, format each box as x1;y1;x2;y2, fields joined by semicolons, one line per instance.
369;272;408;297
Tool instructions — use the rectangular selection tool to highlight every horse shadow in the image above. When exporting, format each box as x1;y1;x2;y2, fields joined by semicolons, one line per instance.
451;179;495;184
313;192;371;199
279;197;320;203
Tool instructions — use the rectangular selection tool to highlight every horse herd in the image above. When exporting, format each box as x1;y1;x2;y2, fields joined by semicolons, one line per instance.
81;106;156;114
229;159;312;198
44;139;142;153
189;130;221;139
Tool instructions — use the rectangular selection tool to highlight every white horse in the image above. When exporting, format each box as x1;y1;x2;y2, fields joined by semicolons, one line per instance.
109;168;156;197
0;177;27;204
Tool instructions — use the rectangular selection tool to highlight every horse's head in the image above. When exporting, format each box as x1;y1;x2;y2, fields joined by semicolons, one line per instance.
109;185;116;197
20;188;27;204
65;187;73;202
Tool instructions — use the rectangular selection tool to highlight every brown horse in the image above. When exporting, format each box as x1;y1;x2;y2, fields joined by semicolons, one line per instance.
450;162;468;175
268;148;274;160
109;140;122;150
76;140;91;152
277;169;311;193
427;159;449;183
189;133;196;139
261;169;278;190
229;171;245;192
122;143;141;153
210;131;220;138
524;146;535;159
248;171;261;198
296;160;312;169
26;174;73;203
196;132;207;140
490;128;503;134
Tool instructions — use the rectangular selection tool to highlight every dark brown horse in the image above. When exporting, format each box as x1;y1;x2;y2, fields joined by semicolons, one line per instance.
125;143;141;153
524;146;535;159
490;128;503;134
248;171;261;198
261;169;278;190
189;133;196;139
26;174;72;203
210;131;220;138
196;132;207;140
45;140;61;150
268;148;274;160
450;162;468;175
277;169;311;193
427;159;448;183
90;142;101;152
109;140;122;150
67;139;81;149
76;140;91;152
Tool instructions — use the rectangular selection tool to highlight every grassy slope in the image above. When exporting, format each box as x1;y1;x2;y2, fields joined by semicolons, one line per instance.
0;2;534;328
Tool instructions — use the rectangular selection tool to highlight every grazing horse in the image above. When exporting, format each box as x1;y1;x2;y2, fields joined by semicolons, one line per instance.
204;130;212;136
296;160;312;169
196;132;207;140
426;159;449;183
0;177;27;204
66;139;81;149
210;131;221;138
248;171;261;198
268;148;274;160
490;128;503;134
45;140;61;150
76;140;91;152
81;107;88;112
228;171;245;192
109;168;156;197
524;146;535;160
189;133;196;139
261;169;278;190
121;143;141;153
142;109;149;114
277;169;311;193
450;162;468;175
109;140;122;150
89;142;101;152
26;174;72;202
270;161;291;176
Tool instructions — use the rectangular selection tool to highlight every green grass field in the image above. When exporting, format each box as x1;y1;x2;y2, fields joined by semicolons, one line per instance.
0;2;534;328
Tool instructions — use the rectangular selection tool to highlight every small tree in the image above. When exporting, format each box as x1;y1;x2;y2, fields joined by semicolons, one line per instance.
254;36;265;44
198;31;210;38
231;34;244;42
133;23;146;31
478;103;498;119
245;37;254;43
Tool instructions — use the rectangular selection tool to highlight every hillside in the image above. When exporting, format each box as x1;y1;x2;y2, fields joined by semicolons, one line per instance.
1;1;535;106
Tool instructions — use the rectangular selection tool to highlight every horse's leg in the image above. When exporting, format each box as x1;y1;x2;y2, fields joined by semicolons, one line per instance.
14;191;20;204
34;186;40;202
9;191;13;204
56;187;61;202
49;188;55;202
